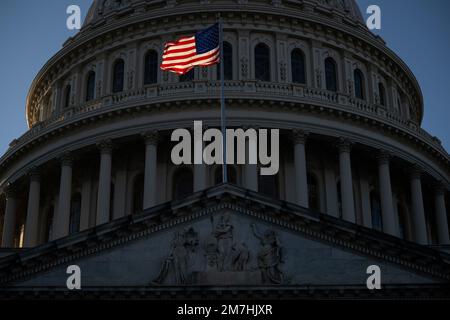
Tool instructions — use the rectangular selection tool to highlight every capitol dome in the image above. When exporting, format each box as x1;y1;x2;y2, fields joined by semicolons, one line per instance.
0;0;449;299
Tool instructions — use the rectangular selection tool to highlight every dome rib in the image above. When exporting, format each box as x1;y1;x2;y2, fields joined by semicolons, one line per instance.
83;0;365;27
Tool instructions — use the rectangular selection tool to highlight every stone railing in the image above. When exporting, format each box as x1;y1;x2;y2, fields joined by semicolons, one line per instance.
6;81;449;160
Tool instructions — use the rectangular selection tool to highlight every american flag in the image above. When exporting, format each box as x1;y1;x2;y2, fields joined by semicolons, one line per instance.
161;23;220;75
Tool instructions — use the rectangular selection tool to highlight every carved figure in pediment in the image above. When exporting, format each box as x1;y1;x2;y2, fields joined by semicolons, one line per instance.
206;214;250;272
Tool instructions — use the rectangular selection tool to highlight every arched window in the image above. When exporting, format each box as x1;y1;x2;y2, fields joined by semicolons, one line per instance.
179;69;194;82
86;71;96;102
43;205;54;242
64;84;71;108
255;43;271;82
69;193;81;234
173;168;193;199
144;50;158;85
214;166;237;185
217;41;233;80
370;191;383;231
325;57;338;92
308;173;320;212
258;173;279;199
291;49;306;84
378;82;386;106
132;173;144;214
354;69;365;99
112;59;125;93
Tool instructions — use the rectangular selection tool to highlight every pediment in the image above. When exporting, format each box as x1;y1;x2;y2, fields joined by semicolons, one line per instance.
1;185;449;291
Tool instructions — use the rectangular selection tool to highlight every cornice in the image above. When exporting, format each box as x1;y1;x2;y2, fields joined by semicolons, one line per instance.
0;185;449;286
3;94;448;187
25;5;423;126
1;284;450;300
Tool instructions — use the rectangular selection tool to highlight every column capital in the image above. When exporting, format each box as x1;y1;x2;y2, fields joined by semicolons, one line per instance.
409;165;423;180
28;167;41;182
59;152;74;166
337;138;353;153
142;130;159;146
97;139;113;154
291;129;309;145
377;150;392;165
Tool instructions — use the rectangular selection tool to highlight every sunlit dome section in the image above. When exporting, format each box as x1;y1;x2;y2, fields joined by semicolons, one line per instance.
318;0;365;23
82;0;366;28
1;0;450;300
83;0;138;27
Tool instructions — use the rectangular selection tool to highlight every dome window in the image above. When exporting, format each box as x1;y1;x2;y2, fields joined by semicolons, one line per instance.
378;82;386;106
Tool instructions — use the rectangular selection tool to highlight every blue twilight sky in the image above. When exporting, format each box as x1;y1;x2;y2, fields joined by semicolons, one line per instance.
0;0;449;154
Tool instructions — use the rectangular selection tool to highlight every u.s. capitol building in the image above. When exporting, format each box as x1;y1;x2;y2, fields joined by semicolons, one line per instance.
0;0;449;299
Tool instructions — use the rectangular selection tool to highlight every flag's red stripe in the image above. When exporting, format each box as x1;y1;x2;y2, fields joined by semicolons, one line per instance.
163;45;196;55
162;56;220;74
162;49;219;65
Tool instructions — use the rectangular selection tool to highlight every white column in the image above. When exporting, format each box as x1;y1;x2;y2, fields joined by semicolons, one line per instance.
434;185;450;245
143;131;159;209
292;130;309;207
338;139;355;223
1;186;18;247
53;154;73;240
377;151;397;236
24;169;41;247
410;167;428;244
194;163;208;192
245;165;258;192
96;140;113;226
244;127;258;192
113;167;128;219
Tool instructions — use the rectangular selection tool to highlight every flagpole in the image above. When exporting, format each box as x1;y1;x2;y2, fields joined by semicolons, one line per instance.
219;15;228;184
